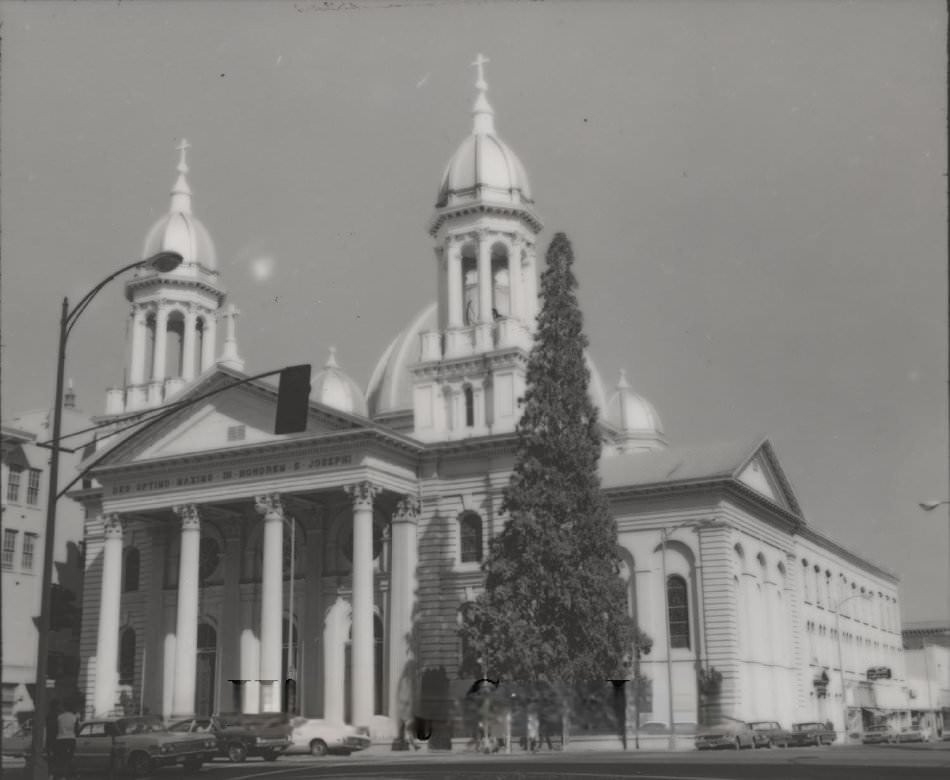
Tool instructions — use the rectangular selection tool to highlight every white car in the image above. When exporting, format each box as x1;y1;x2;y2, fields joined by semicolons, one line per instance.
284;718;371;757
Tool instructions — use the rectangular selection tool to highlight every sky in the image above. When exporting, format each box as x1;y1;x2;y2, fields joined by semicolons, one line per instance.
1;0;946;622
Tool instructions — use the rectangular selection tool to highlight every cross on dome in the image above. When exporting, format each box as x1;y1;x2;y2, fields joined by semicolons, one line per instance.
325;345;339;369
470;53;495;135
171;139;193;214
176;139;191;174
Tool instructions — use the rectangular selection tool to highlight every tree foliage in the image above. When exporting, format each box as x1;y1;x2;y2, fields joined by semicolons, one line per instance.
461;232;649;687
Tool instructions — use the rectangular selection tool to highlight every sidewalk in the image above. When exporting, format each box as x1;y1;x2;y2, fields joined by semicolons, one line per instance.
362;734;696;757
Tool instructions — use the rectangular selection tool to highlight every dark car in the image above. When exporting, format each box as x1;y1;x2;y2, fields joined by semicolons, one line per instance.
788;721;836;746
168;714;291;763
747;720;792;748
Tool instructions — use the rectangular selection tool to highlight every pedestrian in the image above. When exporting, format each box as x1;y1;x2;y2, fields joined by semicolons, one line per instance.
526;704;540;753
404;717;420;751
45;699;61;768
51;699;79;780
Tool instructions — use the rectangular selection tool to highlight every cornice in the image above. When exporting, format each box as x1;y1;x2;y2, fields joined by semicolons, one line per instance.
429;202;543;237
125;275;226;302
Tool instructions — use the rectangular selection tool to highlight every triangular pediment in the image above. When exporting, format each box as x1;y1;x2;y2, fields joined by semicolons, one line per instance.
86;368;370;471
734;439;802;516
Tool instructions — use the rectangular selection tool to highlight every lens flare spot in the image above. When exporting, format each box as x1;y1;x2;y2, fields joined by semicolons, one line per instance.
250;256;275;282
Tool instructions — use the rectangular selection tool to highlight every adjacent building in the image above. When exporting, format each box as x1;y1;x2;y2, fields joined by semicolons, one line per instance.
68;61;909;741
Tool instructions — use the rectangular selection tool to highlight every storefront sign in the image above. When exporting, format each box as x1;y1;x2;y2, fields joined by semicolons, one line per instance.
867;666;892;681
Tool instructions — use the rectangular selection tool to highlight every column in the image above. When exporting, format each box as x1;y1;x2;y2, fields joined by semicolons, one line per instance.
94;515;124;716
387;498;418;728
219;532;243;713
200;313;217;371
151;305;169;382
143;526;166;716
256;493;284;712
129;308;148;385
345;481;380;728
477;232;493;323
304;520;325;717
172;504;201;716
181;307;198;381
524;245;539;325
447;243;463;328
508;241;524;323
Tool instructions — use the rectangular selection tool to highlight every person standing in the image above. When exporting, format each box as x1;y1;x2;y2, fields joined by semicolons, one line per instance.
526;703;540;753
51;700;78;780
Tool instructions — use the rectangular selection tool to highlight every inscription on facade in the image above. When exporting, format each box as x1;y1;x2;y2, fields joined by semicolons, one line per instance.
109;452;353;496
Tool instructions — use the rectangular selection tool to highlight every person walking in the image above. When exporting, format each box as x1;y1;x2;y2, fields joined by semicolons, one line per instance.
526;703;540;753
51;700;79;780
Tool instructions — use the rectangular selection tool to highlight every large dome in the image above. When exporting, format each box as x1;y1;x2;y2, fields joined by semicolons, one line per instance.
366;303;609;419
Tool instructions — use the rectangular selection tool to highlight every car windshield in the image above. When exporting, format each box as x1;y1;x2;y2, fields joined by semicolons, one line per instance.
115;717;167;735
167;721;193;732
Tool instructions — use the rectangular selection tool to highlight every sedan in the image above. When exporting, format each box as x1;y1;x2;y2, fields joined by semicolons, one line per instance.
788;721;837;746
695;717;757;750
283;718;371;757
862;724;895;744
747;720;792;748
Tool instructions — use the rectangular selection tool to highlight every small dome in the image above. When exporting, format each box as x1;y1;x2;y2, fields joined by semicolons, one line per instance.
141;139;217;272
436;133;533;209
366;303;609;419
606;371;666;448
311;347;367;416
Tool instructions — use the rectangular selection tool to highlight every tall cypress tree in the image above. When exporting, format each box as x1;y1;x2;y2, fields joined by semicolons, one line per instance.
461;232;647;687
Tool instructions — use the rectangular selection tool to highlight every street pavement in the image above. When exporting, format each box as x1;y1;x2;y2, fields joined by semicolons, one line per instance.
5;743;950;780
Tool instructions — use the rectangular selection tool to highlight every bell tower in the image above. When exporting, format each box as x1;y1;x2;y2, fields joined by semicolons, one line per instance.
105;141;229;416
412;56;543;442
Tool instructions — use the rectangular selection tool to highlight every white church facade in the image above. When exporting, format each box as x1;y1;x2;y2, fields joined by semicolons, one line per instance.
73;60;909;741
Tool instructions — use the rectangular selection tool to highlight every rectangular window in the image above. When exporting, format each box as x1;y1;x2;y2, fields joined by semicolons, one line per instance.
227;424;246;442
2;529;17;569
26;469;41;505
667;576;690;649
21;533;37;571
6;466;22;503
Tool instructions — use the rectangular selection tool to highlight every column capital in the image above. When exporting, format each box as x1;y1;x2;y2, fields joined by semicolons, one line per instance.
345;481;379;509
255;493;284;521
103;514;124;540
393;496;420;523
173;504;201;531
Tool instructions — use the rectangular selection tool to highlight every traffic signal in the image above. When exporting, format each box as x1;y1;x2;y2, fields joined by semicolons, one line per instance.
275;365;311;434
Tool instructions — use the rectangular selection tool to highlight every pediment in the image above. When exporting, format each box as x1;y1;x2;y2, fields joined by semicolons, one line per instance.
87;369;368;470
735;440;801;516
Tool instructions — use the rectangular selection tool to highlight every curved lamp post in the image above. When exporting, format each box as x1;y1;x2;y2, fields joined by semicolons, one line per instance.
833;591;872;743
660;518;715;751
31;251;182;779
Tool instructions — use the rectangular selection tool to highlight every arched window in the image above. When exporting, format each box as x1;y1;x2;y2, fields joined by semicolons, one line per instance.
123;547;140;592
458;602;481;678
459;512;483;564
666;575;690;649
119;627;136;686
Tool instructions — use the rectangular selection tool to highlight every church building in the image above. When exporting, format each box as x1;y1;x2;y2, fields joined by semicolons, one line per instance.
73;59;909;741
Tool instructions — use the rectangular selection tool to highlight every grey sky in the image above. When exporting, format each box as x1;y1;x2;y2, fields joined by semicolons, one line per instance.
1;0;946;621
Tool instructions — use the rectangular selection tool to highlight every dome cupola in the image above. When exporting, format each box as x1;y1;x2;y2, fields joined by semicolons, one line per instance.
311;347;368;417
430;54;541;236
141;140;218;273
606;370;667;453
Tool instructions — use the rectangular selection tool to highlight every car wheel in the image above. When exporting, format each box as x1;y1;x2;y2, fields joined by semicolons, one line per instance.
182;757;203;772
128;750;154;778
227;742;248;763
261;749;280;761
310;739;328;757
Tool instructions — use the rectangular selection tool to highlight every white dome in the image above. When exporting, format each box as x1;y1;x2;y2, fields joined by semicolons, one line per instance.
436;132;533;209
366;303;609;419
606;371;666;445
143;211;217;271
311;347;367;416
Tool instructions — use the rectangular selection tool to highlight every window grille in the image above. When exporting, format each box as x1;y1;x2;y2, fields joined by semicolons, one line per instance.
21;533;37;571
667;575;690;649
6;466;22;502
2;529;17;569
459;513;483;564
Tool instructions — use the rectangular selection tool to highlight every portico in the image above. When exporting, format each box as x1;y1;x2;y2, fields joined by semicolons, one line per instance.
77;373;422;735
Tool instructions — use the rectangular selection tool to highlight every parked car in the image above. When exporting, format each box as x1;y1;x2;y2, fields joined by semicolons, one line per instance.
637;721;670;734
788;721;836;746
891;727;925;743
694;717;757;750
283;718;371;756
167;714;291;762
31;715;219;777
747;720;792;748
1;722;32;758
862;724;895;744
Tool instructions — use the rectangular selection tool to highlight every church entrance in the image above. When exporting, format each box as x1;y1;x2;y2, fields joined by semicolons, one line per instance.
195;623;217;717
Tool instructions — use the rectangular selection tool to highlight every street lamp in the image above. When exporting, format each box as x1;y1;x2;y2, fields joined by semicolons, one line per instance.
833;591;872;744
918;499;950;626
284;516;296;713
31;251;183;779
660;518;715;751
